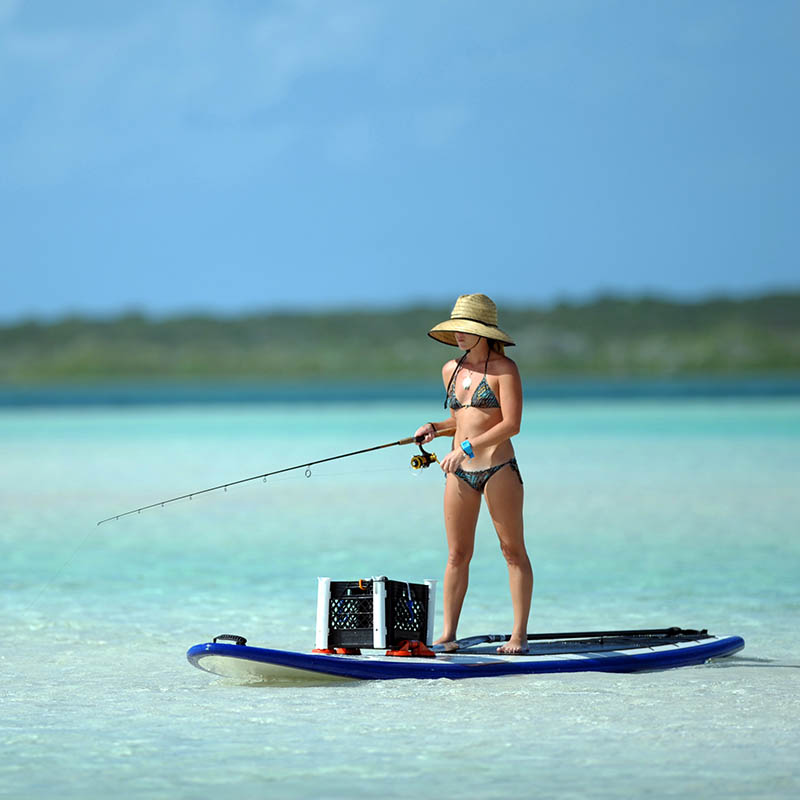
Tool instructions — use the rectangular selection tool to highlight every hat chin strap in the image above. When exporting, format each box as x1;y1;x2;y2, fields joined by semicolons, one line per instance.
443;349;470;409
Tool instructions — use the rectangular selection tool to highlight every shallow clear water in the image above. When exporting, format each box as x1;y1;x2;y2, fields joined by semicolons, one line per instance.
2;397;799;799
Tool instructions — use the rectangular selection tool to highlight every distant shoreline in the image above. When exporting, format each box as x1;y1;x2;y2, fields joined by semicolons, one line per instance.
2;292;799;385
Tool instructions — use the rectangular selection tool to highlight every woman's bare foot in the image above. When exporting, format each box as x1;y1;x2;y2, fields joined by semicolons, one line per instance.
496;636;529;655
433;635;460;652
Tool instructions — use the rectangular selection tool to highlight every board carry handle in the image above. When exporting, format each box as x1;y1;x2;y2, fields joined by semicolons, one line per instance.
213;634;247;646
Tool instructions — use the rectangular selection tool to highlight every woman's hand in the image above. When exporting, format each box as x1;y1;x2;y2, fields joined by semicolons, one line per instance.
439;447;468;474
414;423;437;444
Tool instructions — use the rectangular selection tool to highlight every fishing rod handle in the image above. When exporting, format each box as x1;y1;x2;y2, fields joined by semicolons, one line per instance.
397;428;455;446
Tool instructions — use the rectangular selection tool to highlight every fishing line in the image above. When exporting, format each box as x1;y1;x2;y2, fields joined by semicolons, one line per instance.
22;527;97;615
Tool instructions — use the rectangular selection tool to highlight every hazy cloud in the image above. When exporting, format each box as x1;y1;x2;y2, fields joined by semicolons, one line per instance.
0;0;382;184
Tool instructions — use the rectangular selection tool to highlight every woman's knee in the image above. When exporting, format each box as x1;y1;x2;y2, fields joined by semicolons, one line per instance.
498;539;530;569
446;546;474;568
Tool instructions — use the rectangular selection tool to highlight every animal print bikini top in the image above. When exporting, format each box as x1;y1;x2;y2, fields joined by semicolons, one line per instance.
446;353;501;410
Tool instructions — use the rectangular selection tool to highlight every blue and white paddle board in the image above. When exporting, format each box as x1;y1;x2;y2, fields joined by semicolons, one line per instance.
187;629;744;682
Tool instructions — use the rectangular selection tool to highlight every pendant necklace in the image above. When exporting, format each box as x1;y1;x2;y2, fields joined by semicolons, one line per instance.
462;367;472;391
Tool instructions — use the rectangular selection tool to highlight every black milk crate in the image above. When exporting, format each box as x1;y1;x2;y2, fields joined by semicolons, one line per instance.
315;576;437;650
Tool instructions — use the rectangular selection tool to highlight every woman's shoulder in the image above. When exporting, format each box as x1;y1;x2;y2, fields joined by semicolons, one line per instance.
441;359;459;379
488;352;519;377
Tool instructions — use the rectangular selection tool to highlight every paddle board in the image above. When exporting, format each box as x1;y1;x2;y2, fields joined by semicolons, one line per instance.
187;628;744;682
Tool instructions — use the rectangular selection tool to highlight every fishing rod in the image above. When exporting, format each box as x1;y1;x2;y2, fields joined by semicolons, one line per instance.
97;428;454;526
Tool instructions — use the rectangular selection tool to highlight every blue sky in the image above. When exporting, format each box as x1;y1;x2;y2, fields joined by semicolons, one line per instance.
1;0;798;320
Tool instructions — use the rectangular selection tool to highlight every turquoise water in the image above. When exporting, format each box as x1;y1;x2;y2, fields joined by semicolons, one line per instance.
2;396;800;799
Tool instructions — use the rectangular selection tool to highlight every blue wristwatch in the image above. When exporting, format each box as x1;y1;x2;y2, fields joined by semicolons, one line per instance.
460;439;475;459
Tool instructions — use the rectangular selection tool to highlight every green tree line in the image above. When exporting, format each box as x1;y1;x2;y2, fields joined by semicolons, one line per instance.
1;293;799;383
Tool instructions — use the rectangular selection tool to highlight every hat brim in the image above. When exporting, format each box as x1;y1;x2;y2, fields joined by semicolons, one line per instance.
428;319;515;347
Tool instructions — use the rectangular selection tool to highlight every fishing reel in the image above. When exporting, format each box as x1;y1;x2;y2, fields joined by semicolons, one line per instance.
410;443;438;470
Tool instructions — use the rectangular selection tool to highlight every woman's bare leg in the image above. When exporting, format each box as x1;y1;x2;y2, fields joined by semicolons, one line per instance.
484;465;532;654
434;473;482;650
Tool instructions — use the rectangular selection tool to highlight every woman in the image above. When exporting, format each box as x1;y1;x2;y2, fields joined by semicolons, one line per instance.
415;294;532;654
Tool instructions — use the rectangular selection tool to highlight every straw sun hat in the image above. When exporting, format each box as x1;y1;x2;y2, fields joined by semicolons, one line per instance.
428;293;515;347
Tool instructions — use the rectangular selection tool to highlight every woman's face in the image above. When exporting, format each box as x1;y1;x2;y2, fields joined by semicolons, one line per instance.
454;332;481;351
